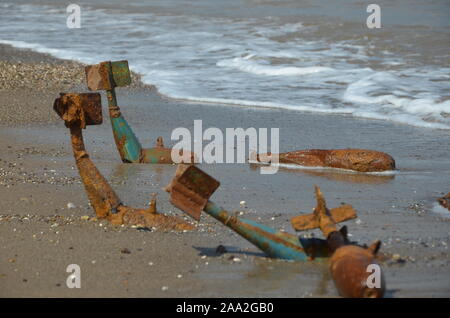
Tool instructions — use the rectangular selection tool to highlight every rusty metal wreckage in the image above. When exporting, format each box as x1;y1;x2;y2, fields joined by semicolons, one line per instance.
53;92;193;231
85;59;395;173
53;90;388;297
85;60;194;164
166;164;386;298
53;60;450;298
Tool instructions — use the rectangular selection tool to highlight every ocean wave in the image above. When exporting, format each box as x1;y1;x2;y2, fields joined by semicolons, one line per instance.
0;39;97;64
217;56;333;76
1;1;449;131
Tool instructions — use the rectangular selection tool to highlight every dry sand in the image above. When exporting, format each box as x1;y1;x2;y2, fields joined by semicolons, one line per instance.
0;44;449;297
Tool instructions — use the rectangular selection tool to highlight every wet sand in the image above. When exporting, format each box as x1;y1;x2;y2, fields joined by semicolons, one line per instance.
0;44;449;297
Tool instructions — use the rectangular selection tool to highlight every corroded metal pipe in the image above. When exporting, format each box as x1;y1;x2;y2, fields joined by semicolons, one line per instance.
164;165;359;261
85;60;194;164
53;93;193;231
166;164;386;297
438;192;450;211
203;200;330;261
254;149;395;172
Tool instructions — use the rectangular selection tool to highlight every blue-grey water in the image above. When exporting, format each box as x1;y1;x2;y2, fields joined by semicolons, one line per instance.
1;0;449;129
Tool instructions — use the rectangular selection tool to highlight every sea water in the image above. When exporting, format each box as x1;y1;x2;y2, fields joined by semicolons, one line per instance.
0;0;449;129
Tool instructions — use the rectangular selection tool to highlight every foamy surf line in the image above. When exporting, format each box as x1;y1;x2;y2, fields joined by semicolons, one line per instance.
248;160;399;175
157;92;450;130
2;38;449;131
0;39;97;64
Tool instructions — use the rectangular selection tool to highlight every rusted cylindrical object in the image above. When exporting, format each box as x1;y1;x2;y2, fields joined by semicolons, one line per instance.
330;245;385;298
259;149;395;172
438;192;450;211
70;126;123;219
68;126;193;231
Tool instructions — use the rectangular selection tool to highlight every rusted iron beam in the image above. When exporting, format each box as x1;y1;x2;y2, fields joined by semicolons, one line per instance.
295;186;386;298
53;93;193;231
438;192;450;211
85;60;194;164
253;149;395;172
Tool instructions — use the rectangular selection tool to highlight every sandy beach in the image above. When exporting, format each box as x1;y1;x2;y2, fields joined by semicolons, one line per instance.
0;44;449;297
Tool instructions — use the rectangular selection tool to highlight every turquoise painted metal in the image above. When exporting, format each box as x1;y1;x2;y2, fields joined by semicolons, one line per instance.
203;200;330;261
104;71;143;163
85;60;183;164
166;164;331;261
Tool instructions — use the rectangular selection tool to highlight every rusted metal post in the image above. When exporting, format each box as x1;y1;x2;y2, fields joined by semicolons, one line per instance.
293;186;386;298
438;192;450;211
85;60;194;164
165;165;358;261
252;149;395;172
53;93;194;231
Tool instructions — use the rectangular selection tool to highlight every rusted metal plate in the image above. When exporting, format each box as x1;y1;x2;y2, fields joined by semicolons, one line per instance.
165;165;220;220
85;60;131;91
111;60;131;87
79;93;103;125
53;93;102;128
85;63;112;91
291;204;357;231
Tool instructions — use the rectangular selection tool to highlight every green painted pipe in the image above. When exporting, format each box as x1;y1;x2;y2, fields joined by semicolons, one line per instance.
85;60;176;164
204;200;331;261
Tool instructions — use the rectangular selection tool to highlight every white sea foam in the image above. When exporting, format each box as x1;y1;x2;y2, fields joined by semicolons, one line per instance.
0;39;97;64
217;56;333;76
1;1;449;130
249;161;399;175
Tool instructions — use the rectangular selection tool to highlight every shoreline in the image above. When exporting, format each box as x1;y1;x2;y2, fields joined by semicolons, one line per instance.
2;42;449;131
0;44;449;297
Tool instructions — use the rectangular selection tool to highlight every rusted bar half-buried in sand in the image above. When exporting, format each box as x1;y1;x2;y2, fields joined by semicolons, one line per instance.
165;165;358;261
53;92;193;231
292;186;385;298
85;60;194;164
252;148;395;173
438;192;450;211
